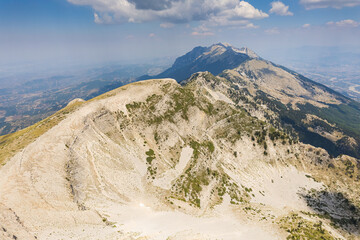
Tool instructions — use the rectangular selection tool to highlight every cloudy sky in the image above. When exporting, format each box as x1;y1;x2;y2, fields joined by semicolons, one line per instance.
0;0;359;66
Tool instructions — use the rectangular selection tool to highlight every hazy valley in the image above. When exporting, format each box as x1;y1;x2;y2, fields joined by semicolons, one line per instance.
0;62;169;136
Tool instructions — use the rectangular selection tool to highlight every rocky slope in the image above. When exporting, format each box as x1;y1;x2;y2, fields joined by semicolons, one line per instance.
0;75;359;240
144;43;360;159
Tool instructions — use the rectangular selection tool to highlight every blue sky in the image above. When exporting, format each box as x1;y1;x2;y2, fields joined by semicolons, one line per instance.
0;0;359;66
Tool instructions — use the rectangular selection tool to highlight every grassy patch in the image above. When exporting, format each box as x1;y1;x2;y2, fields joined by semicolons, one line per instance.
218;174;247;204
0;101;84;167
173;169;210;208
279;213;335;240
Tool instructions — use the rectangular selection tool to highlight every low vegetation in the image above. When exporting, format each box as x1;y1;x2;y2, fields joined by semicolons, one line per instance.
145;149;157;178
279;213;335;240
0;101;84;167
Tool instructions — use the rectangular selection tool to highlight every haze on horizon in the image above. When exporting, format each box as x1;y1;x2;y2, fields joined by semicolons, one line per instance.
1;0;359;64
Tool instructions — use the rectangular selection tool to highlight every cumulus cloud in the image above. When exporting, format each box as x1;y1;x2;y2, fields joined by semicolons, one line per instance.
269;1;293;16
327;19;360;27
94;12;113;24
302;23;310;28
68;0;268;25
128;0;178;10
300;0;360;9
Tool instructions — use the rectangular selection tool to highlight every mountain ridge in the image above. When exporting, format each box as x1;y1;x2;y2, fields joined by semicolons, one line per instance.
138;43;258;82
1;76;359;239
0;43;359;240
148;43;359;158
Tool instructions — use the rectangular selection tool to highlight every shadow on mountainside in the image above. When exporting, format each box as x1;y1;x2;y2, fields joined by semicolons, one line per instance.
300;189;360;235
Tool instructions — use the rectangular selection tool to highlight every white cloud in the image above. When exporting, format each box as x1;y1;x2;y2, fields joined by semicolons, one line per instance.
302;23;311;28
94;12;113;24
149;33;156;37
269;1;293;16
94;13;101;24
68;0;268;25
300;0;360;9
327;19;360;27
227;1;269;19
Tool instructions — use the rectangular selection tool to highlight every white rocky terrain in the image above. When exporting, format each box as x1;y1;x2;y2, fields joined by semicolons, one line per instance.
144;43;360;160
0;75;359;240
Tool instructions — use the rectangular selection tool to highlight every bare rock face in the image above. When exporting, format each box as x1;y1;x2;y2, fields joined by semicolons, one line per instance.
0;75;359;240
142;43;360;159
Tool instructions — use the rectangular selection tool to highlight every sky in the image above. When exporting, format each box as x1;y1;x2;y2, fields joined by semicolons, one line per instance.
0;0;360;68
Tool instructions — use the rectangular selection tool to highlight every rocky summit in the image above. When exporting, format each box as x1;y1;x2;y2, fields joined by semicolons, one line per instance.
0;44;359;240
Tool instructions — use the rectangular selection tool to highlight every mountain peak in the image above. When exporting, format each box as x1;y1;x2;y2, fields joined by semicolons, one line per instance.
139;43;259;82
212;42;232;48
208;43;259;59
238;47;259;59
